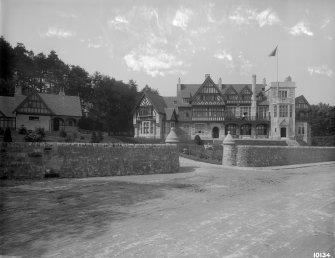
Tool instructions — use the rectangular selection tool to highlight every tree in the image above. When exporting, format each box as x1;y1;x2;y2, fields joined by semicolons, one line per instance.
310;103;335;136
90;75;138;134
0;37;15;95
141;84;159;95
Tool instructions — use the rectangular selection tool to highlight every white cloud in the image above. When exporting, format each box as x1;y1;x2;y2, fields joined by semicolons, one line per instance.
289;22;313;36
228;7;251;25
307;65;333;78
124;46;184;77
256;9;280;27
108;15;129;30
214;50;233;61
44;27;74;38
80;37;109;49
172;8;193;30
326;35;333;41
228;7;280;27
321;18;330;29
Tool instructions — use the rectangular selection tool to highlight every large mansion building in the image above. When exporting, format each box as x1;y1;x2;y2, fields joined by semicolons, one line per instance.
133;74;311;144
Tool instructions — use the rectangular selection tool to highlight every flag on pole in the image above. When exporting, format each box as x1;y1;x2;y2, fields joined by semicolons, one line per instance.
269;46;277;57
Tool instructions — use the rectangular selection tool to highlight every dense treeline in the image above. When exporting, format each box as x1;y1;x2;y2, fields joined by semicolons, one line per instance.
0;36;158;134
310;103;335;137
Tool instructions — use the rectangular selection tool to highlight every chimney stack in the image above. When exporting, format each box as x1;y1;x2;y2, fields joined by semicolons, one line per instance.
218;77;222;89
177;77;181;92
252;74;256;100
251;75;257;120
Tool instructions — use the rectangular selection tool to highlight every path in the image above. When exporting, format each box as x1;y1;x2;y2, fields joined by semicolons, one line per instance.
1;158;334;258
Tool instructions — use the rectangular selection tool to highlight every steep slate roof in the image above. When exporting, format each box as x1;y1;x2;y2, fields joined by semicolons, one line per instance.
143;91;167;114
295;95;310;107
39;93;82;117
177;82;265;105
0;95;26;117
164;108;177;121
0;93;82;117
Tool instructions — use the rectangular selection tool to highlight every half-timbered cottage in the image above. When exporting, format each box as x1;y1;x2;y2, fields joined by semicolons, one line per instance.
0;86;82;132
133;74;311;144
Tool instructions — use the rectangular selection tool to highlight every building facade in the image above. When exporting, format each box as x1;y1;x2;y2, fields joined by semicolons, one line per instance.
0;86;82;132
132;74;311;144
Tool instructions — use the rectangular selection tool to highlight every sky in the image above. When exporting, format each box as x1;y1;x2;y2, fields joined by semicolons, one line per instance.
1;0;335;105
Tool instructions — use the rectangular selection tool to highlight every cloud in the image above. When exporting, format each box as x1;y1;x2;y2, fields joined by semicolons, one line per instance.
108;15;129;30
326;35;333;41
321;18;330;29
228;7;280;27
44;27;75;38
172;8;193;30
214;50;233;61
289;22;313;36
307;65;333;78
256;9;281;27
124;46;184;77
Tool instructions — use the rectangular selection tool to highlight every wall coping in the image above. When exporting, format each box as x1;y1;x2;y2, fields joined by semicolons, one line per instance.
237;145;335;149
1;142;177;149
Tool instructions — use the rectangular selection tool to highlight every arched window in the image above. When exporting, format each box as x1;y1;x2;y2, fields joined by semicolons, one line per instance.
240;124;251;135
225;124;237;135
256;124;267;135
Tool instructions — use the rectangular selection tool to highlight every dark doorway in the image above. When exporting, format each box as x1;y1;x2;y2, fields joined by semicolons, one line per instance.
53;118;64;131
280;127;286;137
212;127;219;138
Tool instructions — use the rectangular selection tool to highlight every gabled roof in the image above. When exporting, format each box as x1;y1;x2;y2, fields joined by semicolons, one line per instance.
140;91;167;114
191;76;224;102
177;81;265;103
239;85;253;94
39;93;82;117
0;95;26;117
164;108;177;121
177;84;199;106
295;95;311;107
1;92;82;117
13;92;54;115
224;85;239;95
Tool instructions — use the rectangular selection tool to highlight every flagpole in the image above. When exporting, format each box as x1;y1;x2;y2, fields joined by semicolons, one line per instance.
277;46;279;97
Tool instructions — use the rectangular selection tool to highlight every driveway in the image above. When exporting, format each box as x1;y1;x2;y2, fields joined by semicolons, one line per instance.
1;157;334;258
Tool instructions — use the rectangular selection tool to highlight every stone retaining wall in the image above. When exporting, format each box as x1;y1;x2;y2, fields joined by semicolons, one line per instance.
223;145;335;167
0;143;179;179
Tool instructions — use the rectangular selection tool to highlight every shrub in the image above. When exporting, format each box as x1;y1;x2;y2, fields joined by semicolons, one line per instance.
59;130;67;138
24;131;43;142
36;127;46;138
97;131;103;143
91;131;98;143
65;135;73;142
18;125;27;135
73;132;77;139
3;128;13;142
194;135;203;145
